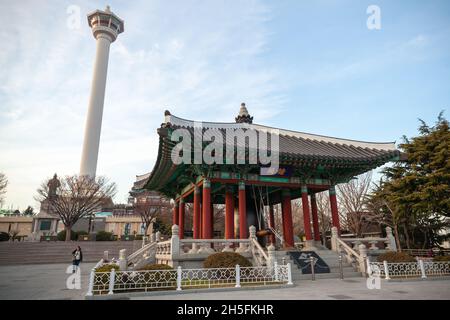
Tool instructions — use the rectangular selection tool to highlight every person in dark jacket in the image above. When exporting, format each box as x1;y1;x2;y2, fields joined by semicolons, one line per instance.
72;246;83;273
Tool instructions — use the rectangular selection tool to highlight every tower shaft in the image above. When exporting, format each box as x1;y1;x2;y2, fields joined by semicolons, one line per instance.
80;6;124;177
80;35;111;177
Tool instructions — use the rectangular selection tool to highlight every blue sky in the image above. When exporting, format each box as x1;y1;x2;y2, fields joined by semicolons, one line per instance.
0;0;449;210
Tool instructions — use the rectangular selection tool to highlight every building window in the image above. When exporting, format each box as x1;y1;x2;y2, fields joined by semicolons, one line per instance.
40;220;51;231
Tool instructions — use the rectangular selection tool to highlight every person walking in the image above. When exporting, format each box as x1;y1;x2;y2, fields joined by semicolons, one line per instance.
72;246;83;273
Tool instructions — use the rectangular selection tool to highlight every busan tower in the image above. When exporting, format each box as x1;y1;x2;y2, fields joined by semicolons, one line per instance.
79;6;124;177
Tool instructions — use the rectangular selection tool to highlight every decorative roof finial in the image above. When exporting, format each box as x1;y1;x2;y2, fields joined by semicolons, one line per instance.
235;102;253;124
105;5;111;13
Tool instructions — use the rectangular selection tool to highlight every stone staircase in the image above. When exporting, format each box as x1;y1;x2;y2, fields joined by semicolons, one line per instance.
0;241;139;265
273;249;363;281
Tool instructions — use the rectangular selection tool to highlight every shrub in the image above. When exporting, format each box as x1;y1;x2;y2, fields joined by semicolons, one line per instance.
0;232;10;241
95;264;119;272
77;230;89;236
203;252;252;268
135;234;143;241
57;230;78;241
377;251;416;263
138;263;173;271
433;255;450;262
96;231;113;241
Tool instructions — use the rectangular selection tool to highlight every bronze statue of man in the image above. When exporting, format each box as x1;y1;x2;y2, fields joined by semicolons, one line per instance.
47;173;60;198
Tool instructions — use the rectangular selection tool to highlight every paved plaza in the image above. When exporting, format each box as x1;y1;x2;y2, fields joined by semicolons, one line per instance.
0;263;449;300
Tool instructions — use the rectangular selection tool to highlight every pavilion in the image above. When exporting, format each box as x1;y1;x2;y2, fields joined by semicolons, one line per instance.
134;104;400;249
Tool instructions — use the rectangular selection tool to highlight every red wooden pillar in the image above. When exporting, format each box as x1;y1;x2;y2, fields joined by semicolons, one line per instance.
268;205;276;244
225;186;235;239
301;185;313;241
281;190;294;248
193;186;201;239
172;200;179;226
238;181;247;239
202;179;212;239
178;198;185;239
210;200;214;238
329;185;341;233
310;193;321;242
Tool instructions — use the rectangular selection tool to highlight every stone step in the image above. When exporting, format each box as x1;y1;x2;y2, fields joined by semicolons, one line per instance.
293;271;362;280
0;242;139;265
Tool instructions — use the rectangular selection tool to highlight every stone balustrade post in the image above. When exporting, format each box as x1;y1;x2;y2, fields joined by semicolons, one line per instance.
118;249;127;271
86;268;95;296
176;266;182;291
108;268;116;295
358;244;368;274
419;259;427;279
383;260;391;280
385;227;397;251
235;265;241;288
155;231;161;242
287;263;293;285
331;227;339;252
249;225;257;239
171;225;180;261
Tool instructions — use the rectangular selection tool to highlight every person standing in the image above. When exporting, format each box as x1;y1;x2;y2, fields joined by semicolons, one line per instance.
72;246;83;273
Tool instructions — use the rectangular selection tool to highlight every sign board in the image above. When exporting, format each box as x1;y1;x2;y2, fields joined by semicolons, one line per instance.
288;251;330;274
260;166;293;177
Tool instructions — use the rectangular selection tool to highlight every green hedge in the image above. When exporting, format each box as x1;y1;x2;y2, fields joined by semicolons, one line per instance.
377;251;416;263
138;263;173;271
0;232;10;241
57;230;87;241
433;255;450;262
96;231;114;241
203;252;252;268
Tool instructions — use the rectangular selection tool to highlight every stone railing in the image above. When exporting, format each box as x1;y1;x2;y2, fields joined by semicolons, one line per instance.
119;224;279;270
249;226;269;267
334;227;397;252
331;226;397;274
368;260;450;279
86;263;293;296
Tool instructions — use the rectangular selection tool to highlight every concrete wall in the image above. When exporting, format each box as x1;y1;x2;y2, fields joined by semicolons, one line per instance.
0;217;33;236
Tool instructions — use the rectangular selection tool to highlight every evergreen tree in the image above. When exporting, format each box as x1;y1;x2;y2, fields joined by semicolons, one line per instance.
375;112;450;248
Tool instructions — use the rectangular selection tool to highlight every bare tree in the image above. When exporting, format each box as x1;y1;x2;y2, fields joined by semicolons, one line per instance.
337;172;373;236
364;185;403;251
315;191;332;246
0;173;7;207
134;195;171;235
36;174;117;241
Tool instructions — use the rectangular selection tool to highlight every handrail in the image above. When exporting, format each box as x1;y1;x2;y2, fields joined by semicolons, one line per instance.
250;238;268;266
127;241;157;263
336;238;360;259
251;238;269;260
94;259;104;269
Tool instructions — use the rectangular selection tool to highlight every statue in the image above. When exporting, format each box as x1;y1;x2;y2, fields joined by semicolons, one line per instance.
47;173;60;199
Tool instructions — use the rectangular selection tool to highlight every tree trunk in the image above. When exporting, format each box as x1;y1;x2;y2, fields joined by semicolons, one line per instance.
65;226;72;241
403;225;411;249
88;214;93;233
394;224;402;252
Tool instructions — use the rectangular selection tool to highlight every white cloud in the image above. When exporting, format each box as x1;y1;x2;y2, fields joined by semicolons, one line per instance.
0;0;286;209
